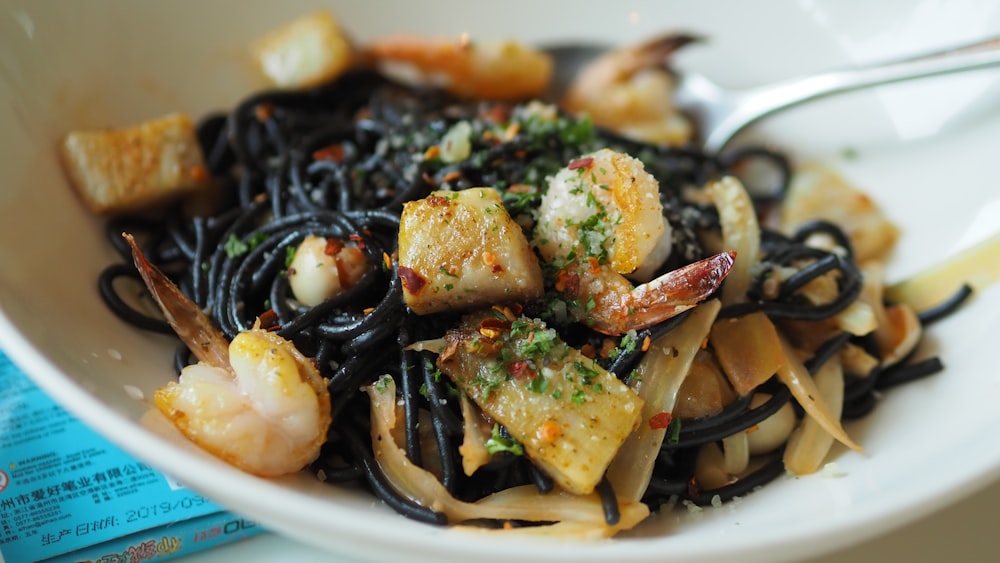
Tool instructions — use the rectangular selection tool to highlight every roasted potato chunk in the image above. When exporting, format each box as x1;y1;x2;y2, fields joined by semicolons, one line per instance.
437;312;643;495
398;188;544;315
253;10;353;89
60;112;210;215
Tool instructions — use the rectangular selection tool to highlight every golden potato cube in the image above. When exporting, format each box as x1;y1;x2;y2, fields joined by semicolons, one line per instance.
253;10;353;89
60;113;210;215
397;188;544;315
438;313;643;495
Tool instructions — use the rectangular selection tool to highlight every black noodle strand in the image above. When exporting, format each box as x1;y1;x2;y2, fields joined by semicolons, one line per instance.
916;284;974;326
596;477;621;526
343;420;448;525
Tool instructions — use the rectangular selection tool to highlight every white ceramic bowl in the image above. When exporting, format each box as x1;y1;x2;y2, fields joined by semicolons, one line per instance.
2;1;1000;562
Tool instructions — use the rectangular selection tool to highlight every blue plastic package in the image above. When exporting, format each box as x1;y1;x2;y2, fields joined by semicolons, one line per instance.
0;352;264;563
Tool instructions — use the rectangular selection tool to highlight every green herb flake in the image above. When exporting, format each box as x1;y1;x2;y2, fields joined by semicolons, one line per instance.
609;331;639;360
666;416;683;444
527;373;549;394
224;234;249;258
374;375;392;393
485;424;524;456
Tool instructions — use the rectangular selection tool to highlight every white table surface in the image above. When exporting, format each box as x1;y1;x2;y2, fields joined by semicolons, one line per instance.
175;477;1000;562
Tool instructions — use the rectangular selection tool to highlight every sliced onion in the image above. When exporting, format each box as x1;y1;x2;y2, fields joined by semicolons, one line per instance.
458;394;492;476
364;378;650;536
860;262;923;367
745;394;797;455
708;176;760;305
839;341;879;377
709;311;784;396
721;432;749;475
775;336;862;454
783;356;845;475
886;229;1000;312
605;299;721;502
693;442;732;491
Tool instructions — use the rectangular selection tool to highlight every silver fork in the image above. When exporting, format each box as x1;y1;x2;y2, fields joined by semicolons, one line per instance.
680;35;1000;152
546;35;1000;153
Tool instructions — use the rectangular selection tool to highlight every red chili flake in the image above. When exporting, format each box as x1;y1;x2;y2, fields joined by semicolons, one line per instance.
398;265;427;294
491;264;504;274
687;477;701;498
507;360;535;381
648;411;673;430
254;103;273;122
537;421;560;443
586;256;601;274
324;238;344;256
257;309;280;331
312;144;345;162
479;104;510;124
190;164;209;182
348;233;366;250
441;171;462;183
425;195;450;207
568;157;594;171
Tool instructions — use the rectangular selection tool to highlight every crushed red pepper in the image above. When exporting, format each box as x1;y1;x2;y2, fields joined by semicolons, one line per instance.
648;411;674;430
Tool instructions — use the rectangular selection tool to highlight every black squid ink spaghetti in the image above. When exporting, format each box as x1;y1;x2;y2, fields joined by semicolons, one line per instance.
91;41;971;535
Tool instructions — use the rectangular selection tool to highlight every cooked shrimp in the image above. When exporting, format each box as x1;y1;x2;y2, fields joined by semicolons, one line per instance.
365;33;552;101
533;149;735;335
287;234;368;307
124;233;331;477
562;35;696;145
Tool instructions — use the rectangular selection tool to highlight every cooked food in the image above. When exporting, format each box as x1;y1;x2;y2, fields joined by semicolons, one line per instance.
398;187;544;314
125;234;331;477
562;36;695;145
253;10;355;89
366;33;553;100
84;10;982;537
60;112;210;214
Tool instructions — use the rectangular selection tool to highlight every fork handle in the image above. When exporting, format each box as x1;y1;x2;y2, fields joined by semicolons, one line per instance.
708;35;1000;152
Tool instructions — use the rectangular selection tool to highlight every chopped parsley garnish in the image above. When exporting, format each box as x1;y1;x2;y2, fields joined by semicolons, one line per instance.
609;331;640;360
485;424;524;456
224;234;249;258
573;360;600;385
666;416;683;444
527;373;549;394
373;375;392;393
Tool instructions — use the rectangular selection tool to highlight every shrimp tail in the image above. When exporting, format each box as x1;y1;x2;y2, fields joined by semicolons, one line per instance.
628;34;701;73
594;251;736;335
123;232;232;371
